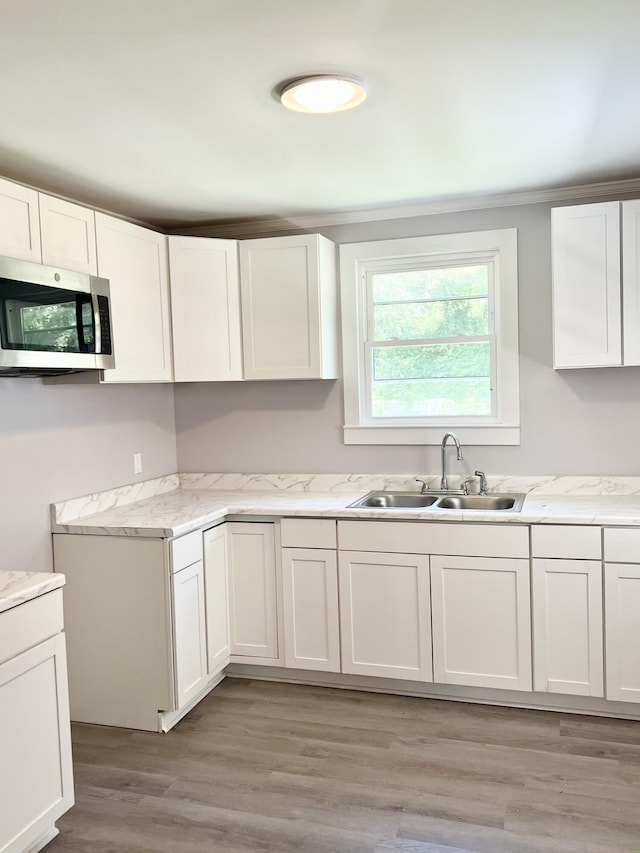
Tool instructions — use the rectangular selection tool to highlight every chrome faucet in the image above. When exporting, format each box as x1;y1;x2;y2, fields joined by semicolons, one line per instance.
440;432;463;490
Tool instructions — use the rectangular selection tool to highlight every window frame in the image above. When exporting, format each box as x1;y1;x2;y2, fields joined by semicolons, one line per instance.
339;228;520;445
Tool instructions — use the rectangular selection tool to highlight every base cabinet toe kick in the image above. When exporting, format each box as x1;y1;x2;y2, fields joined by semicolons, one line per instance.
52;519;640;733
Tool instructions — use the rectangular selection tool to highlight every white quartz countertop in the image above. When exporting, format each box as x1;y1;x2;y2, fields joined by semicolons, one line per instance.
50;486;640;539
0;571;65;614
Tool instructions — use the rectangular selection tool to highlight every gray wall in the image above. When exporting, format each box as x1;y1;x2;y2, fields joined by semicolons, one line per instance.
1;380;176;573
175;199;640;478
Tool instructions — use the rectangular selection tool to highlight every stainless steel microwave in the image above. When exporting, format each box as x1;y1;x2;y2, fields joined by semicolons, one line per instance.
0;256;115;376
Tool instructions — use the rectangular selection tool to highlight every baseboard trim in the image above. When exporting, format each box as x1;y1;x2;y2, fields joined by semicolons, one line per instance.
224;664;640;721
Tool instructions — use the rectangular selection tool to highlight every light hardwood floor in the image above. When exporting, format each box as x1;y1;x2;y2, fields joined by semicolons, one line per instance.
49;678;640;852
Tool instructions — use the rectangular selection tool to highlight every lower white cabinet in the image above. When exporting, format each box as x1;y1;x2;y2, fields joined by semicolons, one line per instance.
338;550;432;681
0;590;74;853
282;547;340;672
203;524;231;675
431;555;532;691
171;560;208;709
227;522;280;662
605;563;640;703
532;558;603;697
53;530;226;731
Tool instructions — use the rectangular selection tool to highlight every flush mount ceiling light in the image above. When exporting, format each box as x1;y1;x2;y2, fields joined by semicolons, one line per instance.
279;75;367;113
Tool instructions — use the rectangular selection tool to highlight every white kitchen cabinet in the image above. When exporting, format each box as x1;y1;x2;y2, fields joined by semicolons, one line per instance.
227;522;280;662
38;193;97;275
551;200;640;369
239;234;338;379
604;562;640;703
96;213;173;382
282;547;340;672
0;590;74;853
171;559;208;709
532;558;603;697
622;199;640;365
430;555;532;691
552;202;621;368
53;530;224;731
338;550;432;681
169;236;243;381
203;524;231;675
0;176;42;262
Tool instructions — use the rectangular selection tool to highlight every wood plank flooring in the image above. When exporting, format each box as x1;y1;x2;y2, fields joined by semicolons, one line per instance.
49;678;640;852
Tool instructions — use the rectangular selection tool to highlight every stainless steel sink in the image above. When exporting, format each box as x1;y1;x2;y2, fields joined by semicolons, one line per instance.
436;494;525;511
348;491;439;509
348;491;525;511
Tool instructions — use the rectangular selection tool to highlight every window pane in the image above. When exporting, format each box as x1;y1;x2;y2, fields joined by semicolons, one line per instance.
372;342;491;418
372;265;488;304
374;297;488;341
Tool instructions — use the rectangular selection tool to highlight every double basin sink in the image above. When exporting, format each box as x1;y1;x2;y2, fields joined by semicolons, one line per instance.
348;491;525;512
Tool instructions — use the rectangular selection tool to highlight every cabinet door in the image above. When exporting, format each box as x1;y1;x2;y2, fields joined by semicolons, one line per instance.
338;550;432;681
532;559;603;697
172;560;208;709
282;547;340;672
227;523;278;659
551;202;621;368
203;525;231;676
0;176;41;262
39;194;97;274
622;199;640;366
605;563;640;703
0;634;74;853
239;234;337;380
169;236;243;381
431;555;531;691
96;213;173;382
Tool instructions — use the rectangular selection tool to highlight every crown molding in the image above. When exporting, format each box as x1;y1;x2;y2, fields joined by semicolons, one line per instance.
173;177;640;238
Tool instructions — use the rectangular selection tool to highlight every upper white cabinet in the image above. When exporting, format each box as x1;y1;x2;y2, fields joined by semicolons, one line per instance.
38;194;97;275
622;199;640;365
551;200;640;368
239;234;338;380
0;177;98;273
0;177;41;262
169;236;243;382
96;213;173;382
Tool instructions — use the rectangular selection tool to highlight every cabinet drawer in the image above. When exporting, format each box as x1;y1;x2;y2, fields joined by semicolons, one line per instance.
604;528;640;563
170;530;203;573
337;521;528;558
532;525;601;559
280;518;337;549
0;589;63;665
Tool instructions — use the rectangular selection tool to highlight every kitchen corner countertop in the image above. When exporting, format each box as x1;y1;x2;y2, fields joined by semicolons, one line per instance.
50;487;640;539
0;571;65;614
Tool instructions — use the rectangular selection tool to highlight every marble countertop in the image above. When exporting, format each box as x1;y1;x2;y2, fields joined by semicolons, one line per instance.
0;571;65;614
51;485;640;539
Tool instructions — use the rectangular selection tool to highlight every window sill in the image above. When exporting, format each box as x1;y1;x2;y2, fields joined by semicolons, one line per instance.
343;425;521;446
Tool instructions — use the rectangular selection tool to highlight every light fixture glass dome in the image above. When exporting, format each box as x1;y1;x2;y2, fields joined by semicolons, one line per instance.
280;75;366;113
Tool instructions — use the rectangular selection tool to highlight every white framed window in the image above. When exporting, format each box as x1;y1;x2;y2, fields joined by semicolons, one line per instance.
340;229;520;445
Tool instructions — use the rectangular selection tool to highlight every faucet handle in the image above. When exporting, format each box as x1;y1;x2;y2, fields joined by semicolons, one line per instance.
414;478;428;494
462;477;476;495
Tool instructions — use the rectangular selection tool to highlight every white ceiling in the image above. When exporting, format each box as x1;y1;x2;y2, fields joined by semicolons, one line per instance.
2;0;639;228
